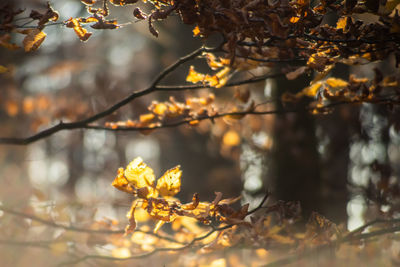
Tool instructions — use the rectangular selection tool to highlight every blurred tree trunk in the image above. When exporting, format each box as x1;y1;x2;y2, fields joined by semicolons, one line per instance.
271;75;323;220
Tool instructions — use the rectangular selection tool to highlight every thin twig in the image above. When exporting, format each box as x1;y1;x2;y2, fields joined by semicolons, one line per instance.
0;45;219;145
82;95;399;132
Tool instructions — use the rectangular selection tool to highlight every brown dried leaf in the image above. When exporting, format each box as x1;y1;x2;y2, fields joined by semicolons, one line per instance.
65;18;92;42
22;29;46;52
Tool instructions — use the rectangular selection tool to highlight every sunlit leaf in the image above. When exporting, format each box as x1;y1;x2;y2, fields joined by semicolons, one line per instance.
326;77;348;88
186;66;205;84
302;82;322;97
21;29;46;52
156;166;182;197
193;26;201;36
111;168;135;193
139;113;155;123
66;18;92;41
124;157;156;189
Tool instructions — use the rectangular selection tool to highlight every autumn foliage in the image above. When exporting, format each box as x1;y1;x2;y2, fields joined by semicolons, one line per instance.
1;0;400;266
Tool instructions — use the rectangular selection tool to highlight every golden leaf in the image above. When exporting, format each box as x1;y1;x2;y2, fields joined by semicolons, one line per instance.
151;102;168;116
22;29;46;52
193;26;201;36
302;82;322;97
124;157;156;189
336;17;349;31
111;168;135;194
189;120;200;126
66;18;92;42
326;78;348;88
156;166;182;197
290;16;300;23
139;113;155;123
186;66;205;83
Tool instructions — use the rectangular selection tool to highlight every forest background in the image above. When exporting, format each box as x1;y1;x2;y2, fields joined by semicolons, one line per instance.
1;0;400;266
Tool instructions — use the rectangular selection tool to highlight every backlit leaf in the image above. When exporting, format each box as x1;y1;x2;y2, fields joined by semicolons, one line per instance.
326;78;348;88
124;157;156;189
186;66;205;83
156;166;182;197
66;18;92;41
22;29;46;52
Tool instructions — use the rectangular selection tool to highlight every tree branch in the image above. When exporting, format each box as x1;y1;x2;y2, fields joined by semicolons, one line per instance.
0;45;218;145
83;95;399;132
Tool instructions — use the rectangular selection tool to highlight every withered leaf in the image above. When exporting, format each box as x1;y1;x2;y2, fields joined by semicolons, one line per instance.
133;8;147;20
22;29;46;52
66;18;92;41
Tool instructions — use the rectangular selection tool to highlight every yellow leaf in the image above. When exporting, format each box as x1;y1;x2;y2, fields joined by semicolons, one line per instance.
301;82;322;97
223;130;240;146
65;18;92;42
111;168;135;194
22;29;46;52
193;26;201;36
186;66;205;83
139;113;155;123
289;16;300;23
151;102;168;116
326;77;348;88
336;17;349;31
156;165;182;197
188;119;200;125
124;157;155;189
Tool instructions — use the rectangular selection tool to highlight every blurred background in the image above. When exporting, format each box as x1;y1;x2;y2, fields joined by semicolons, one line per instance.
1;0;400;266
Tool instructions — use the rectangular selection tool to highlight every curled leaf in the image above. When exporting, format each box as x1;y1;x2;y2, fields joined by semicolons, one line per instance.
66;18;92;42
